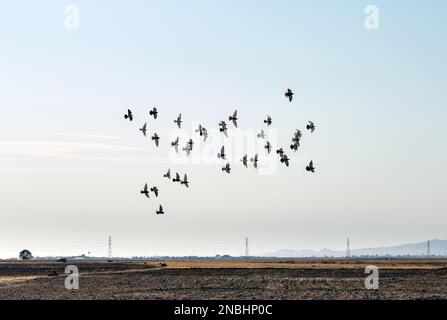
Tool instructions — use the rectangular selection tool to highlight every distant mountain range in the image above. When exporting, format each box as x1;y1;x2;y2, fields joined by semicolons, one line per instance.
262;239;447;257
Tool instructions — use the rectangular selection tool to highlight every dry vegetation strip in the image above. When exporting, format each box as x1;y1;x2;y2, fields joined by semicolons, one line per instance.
2;259;447;271
0;276;43;285
156;260;447;270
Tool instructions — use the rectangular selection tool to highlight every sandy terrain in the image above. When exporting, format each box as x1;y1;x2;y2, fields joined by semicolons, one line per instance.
1;259;447;300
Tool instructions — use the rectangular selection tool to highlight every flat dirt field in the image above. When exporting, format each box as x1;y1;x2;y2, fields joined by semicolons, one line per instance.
1;259;447;299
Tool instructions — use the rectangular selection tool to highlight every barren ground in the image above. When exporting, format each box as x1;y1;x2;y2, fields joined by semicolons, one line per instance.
1;259;447;300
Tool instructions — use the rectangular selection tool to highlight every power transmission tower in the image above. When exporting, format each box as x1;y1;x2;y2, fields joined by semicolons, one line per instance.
245;237;250;258
108;236;112;260
426;240;431;257
346;237;351;258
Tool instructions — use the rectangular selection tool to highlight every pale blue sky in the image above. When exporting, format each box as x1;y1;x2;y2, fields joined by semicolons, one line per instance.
0;1;446;258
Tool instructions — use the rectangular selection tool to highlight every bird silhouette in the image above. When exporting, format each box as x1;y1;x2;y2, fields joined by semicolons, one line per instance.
202;127;208;142
149;107;158;119
306;160;315;173
290;129;302;151
173;172;181;183
151;133;160;147
276;148;285;157
187;139;194;150
222;162;231;174
124;109;133;121
241;155;248;168
290;143;298;151
196;125;209;142
257;129;266;139
150;186;159;197
217;146;226;160
229;110;238;128
182;139;193;156
265;141;272;154
285;88;294;102
164;169;171;180
139;122;147;137
140;183;150;198
181;174;189;188
219;121;228;137
156;205;164;215
264;115;272;126
174;113;182;128
292;129;302;143
183;143;192;157
307;121;315;133
250;154;259;169
171;137;179;153
280;154;290;167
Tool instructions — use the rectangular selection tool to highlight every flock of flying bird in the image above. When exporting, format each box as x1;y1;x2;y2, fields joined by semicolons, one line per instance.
124;88;316;215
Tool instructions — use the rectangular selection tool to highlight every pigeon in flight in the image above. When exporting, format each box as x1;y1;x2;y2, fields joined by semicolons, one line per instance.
139;122;147;137
290;129;302;151
292;129;302;143
151;133;160;147
306;160;315;173
229;110;238;128
149;107;158;119
307;121;315;133
276;148;285;157
181;174;189;188
174;113;182;128
164;169;171;180
280;154;290;167
264;115;272;126
150;186;159;197
182;139;193;156
290;143;299;151
202;127;209;142
219;121;228;137
241;154;248;168
257;129;266;139
265;141;272;154
173;172;181;183
250;154;259;169
171;137;179;153
156;205;164;215
187;139;194;151
140;183;150;198
285;88;294;102
217;146;226;160
222;162;231;174
124;109;133;121
196;125;209;142
183;142;192;157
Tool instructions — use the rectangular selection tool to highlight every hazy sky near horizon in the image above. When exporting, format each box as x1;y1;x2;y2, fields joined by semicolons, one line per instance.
1;1;446;258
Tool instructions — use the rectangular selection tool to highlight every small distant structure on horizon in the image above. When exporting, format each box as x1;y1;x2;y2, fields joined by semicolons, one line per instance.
245;237;250;258
346;238;351;258
426;240;431;257
108;236;112;261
